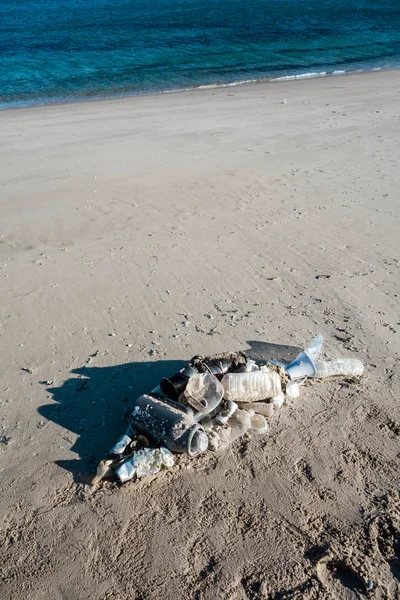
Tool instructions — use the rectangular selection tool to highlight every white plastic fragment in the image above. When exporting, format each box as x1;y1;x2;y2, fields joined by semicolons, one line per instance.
285;380;300;400
271;393;285;409
160;446;175;467
110;432;132;456
116;458;136;483
236;359;259;373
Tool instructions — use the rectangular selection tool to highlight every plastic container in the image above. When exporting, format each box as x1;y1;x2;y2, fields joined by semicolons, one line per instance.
160;365;199;400
130;394;208;457
227;408;252;439
192;352;247;377
285;335;323;380
182;372;224;419
222;371;281;403
313;358;364;379
249;412;269;434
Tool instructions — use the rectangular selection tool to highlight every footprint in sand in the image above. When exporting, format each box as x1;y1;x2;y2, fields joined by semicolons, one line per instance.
316;558;367;599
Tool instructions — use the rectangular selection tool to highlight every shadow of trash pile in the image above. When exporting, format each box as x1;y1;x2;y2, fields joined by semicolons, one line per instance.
41;337;364;487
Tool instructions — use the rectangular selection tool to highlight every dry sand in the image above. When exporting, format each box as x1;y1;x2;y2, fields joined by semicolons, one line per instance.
0;70;399;599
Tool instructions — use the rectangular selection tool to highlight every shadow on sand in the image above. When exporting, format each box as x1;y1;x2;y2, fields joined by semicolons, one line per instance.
39;341;301;483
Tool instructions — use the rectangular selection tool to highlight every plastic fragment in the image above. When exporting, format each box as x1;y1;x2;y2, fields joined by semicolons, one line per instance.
215;400;238;425
249;413;269;434
285;380;300;400
271;393;285;409
304;335;324;363
182;372;224;418
116;446;174;484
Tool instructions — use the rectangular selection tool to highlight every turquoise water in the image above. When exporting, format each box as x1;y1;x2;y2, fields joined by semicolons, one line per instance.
1;0;400;108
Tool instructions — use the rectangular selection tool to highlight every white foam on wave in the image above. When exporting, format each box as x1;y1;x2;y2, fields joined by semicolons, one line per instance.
271;71;328;82
158;64;390;99
161;77;263;94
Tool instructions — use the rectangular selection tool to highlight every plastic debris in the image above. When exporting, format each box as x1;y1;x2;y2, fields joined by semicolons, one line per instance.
92;335;365;486
285;335;323;379
182;372;224;419
285;380;301;400
215;400;238;425
236;400;274;418
249;412;269;434
313;358;364;378
130;393;209;457
222;371;282;402
116;447;174;483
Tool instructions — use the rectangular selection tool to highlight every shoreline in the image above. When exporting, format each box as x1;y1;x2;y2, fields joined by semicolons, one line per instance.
1;63;399;113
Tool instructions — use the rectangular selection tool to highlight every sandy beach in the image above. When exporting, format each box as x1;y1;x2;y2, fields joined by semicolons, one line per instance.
1;70;399;599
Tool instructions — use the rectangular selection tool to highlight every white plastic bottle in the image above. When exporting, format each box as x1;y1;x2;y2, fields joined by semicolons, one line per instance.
236;401;274;418
313;358;364;378
222;371;281;402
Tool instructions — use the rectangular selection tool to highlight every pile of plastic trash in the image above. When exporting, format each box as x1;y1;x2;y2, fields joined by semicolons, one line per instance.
92;336;364;487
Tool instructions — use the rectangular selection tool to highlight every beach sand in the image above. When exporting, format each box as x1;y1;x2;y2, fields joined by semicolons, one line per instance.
0;70;399;599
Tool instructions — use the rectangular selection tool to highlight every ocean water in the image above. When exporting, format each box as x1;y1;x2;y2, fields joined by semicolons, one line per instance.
1;0;400;108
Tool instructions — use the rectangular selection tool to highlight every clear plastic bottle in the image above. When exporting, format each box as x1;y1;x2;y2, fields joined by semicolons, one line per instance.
236;401;274;418
313;358;364;378
222;371;281;402
206;408;252;452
